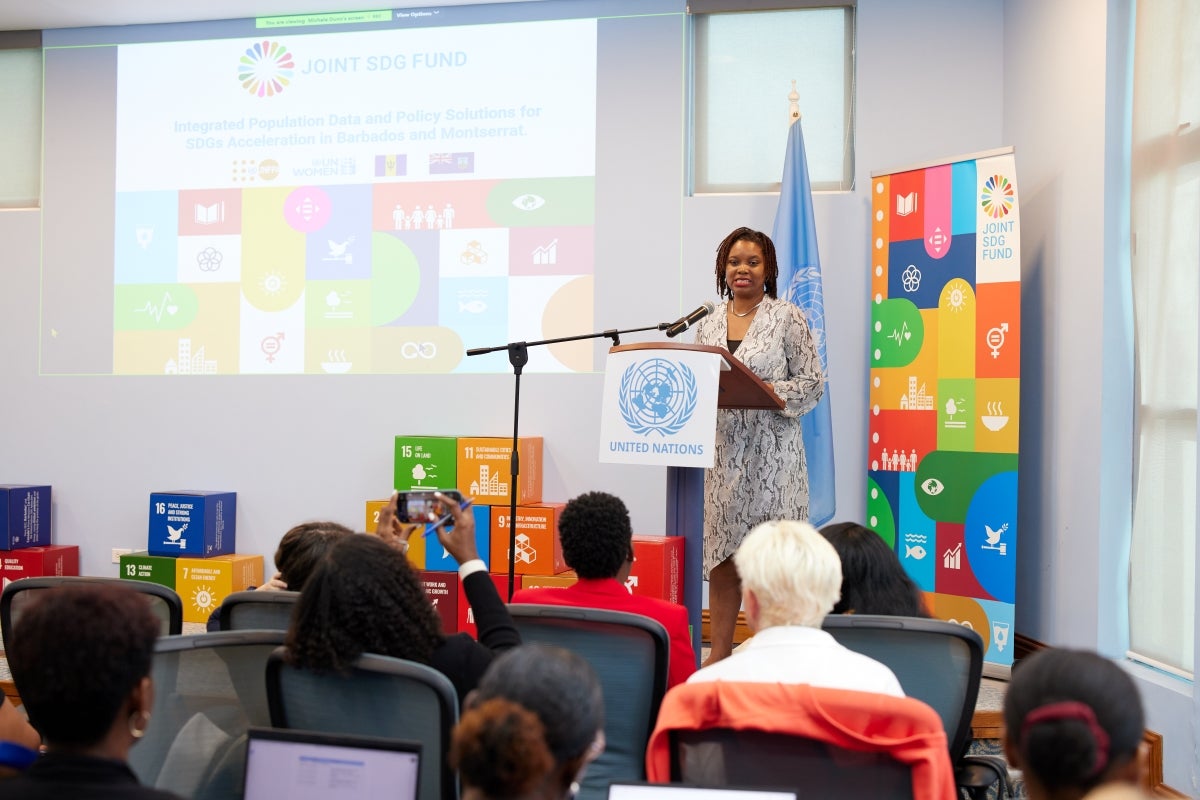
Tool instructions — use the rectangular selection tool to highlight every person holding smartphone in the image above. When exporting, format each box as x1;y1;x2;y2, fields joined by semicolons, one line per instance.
285;491;521;703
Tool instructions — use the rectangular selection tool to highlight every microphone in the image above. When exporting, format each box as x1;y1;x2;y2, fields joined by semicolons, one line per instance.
665;301;716;338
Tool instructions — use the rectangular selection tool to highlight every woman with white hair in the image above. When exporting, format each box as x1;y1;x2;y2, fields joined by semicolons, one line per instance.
688;519;903;696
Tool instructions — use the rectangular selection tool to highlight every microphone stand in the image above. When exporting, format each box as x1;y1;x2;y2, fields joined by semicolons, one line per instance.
466;322;671;600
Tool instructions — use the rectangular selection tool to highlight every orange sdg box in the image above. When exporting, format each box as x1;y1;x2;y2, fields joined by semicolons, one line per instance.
629;535;684;604
457;437;542;505
176;554;264;624
519;571;578;591
1;545;79;584
490;503;566;576
365;500;426;569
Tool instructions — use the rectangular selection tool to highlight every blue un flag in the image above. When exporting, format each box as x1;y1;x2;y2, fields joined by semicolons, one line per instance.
771;119;836;526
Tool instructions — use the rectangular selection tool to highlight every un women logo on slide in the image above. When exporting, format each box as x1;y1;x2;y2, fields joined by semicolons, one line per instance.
238;40;296;97
618;358;698;437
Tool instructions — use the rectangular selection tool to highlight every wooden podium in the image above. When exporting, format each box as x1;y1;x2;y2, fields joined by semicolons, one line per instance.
608;343;782;663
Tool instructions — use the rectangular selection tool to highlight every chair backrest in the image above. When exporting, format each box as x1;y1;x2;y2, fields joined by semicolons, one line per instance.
218;590;299;631
128;630;286;800
820;614;983;758
0;576;183;655
507;604;670;800
672;728;914;799
266;648;459;800
647;681;955;800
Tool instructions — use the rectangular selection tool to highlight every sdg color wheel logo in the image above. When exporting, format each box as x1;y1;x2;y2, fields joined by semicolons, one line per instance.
238;40;295;97
618;358;698;437
980;174;1015;219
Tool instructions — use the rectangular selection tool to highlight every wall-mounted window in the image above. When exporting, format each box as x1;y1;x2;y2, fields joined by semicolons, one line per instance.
0;31;43;208
691;1;855;194
1128;0;1199;677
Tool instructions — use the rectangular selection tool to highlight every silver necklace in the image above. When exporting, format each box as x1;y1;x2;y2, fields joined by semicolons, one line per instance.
730;298;764;317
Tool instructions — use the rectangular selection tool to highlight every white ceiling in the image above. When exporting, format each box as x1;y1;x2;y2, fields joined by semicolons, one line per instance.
0;0;522;32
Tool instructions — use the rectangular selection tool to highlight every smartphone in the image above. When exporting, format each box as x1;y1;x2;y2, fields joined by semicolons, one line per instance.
394;490;464;524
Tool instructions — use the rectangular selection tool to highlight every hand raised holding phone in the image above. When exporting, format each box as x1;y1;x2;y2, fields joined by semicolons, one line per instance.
426;491;480;566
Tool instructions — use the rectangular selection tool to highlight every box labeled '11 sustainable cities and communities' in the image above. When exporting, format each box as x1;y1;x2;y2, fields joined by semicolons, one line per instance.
148;491;236;558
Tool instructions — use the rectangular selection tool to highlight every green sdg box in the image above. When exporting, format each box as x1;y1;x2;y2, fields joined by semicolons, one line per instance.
394;436;458;491
119;551;177;591
148;491;236;558
0;485;52;550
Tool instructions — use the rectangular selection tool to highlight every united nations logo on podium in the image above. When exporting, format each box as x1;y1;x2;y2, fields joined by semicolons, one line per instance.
600;347;721;468
618;358;698;436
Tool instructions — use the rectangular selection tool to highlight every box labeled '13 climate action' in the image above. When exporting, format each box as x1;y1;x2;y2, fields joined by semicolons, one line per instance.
148;491;236;558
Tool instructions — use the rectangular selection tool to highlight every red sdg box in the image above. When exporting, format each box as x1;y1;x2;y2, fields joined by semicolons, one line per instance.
418;571;515;636
629;535;684;604
0;485;52;550
1;545;79;585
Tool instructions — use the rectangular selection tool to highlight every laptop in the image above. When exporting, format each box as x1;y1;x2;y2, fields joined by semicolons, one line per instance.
243;727;421;800
608;783;798;800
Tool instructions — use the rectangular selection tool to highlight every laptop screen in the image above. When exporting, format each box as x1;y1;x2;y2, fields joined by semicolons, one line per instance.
244;727;421;800
608;783;798;800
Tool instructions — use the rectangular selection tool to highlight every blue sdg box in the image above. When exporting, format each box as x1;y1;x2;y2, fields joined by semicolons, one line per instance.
148;491;236;558
0;485;52;550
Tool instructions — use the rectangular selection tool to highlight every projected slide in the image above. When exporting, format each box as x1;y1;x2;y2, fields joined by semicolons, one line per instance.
110;19;596;375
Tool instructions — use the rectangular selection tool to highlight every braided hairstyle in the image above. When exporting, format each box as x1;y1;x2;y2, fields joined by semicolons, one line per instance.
713;226;779;300
1004;648;1143;796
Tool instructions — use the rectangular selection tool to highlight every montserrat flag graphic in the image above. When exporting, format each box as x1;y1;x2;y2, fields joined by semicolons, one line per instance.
772;119;836;526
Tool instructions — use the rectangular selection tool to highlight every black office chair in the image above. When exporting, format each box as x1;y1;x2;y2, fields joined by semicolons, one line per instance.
821;614;1010;798
128;630;286;800
507;604;670;800
266;647;459;800
0;576;183;655
217;589;299;631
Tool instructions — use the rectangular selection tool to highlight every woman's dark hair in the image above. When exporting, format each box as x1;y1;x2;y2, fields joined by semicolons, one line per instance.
558;491;632;579
9;583;159;746
714;226;779;300
274;521;353;591
452;645;603;798
452;698;554;798
286;534;444;673
1004;648;1144;794
819;522;929;617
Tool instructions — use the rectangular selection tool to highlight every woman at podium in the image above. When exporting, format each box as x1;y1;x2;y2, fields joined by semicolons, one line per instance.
693;226;824;664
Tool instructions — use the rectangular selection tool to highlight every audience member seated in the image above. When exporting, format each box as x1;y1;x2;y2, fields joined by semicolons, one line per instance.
688;519;903;696
0;696;42;773
819;521;930;617
1004;648;1148;800
451;644;604;800
0;583;183;799
511;491;696;686
206;520;353;631
286;492;520;703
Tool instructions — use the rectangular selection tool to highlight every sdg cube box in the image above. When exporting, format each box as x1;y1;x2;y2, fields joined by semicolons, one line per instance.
176;554;263;624
630;535;685;604
1;545;79;583
418;571;516;638
149;491;236;558
520;572;578;591
457;437;542;505
490;503;566;576
459;573;517;639
365;500;428;569
394;436;458;491
424;504;492;572
119;551;178;591
0;485;51;550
